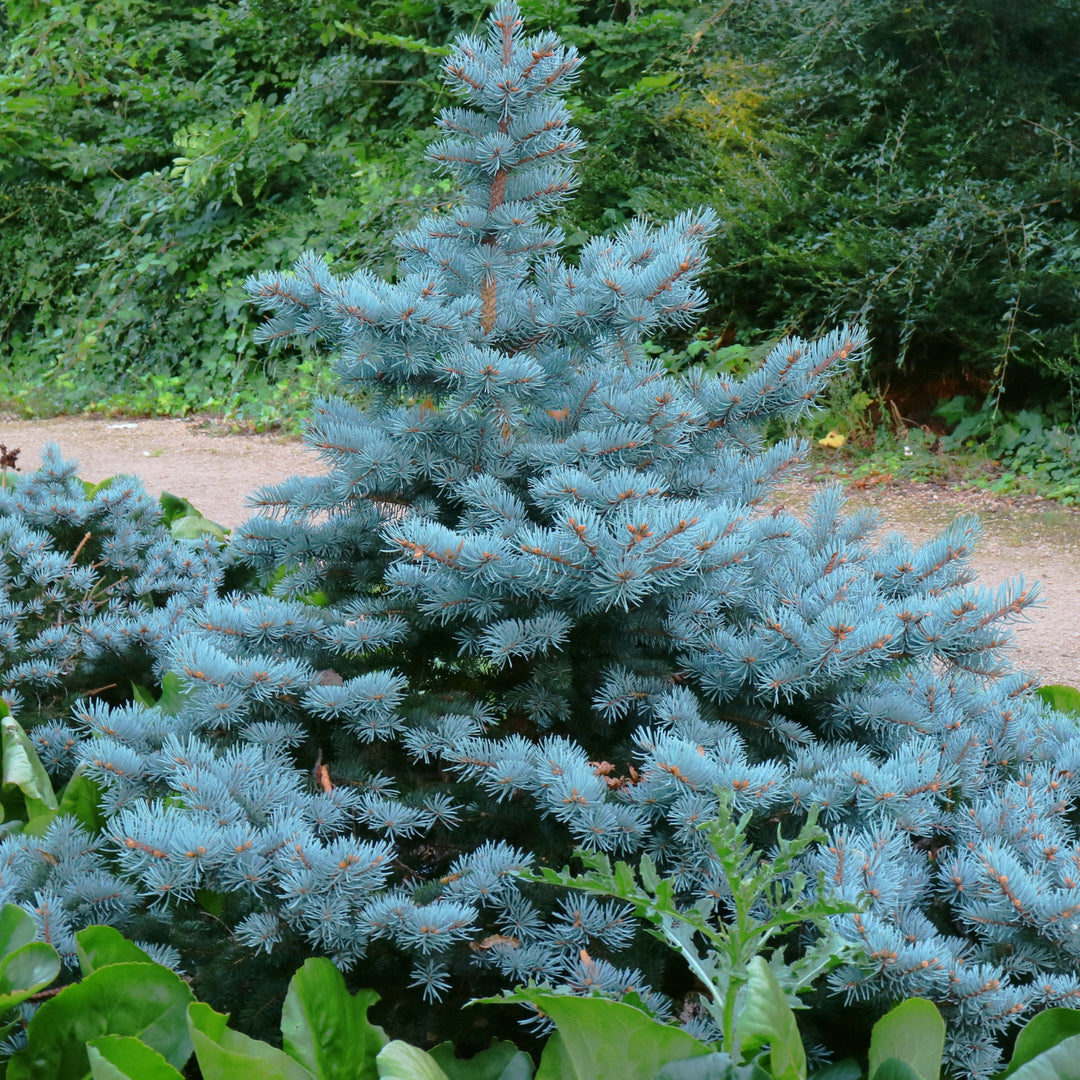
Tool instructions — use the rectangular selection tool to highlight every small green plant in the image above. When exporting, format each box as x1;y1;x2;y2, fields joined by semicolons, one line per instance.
519;796;864;1058
645;330;767;380
0;904;62;1047
7;913;1080;1080
1036;685;1080;717
935;397;1080;504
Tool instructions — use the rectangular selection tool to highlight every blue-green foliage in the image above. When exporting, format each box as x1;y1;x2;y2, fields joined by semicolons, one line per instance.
0;446;225;966
10;6;1080;1076
0;445;223;728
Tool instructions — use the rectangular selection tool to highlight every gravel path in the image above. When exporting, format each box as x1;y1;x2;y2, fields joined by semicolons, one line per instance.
3;416;1078;688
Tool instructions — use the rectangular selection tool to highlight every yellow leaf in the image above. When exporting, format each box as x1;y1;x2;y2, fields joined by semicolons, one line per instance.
817;430;846;449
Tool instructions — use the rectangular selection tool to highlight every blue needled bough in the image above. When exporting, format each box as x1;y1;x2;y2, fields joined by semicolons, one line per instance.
1;4;1076;1075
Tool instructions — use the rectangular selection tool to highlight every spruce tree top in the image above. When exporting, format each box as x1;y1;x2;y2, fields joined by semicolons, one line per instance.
241;0;860;620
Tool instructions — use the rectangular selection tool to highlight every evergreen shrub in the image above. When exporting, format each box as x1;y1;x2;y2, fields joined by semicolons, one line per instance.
0;446;224;731
12;5;1080;1074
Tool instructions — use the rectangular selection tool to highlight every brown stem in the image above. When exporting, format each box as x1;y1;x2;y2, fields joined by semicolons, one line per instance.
481;276;498;334
68;532;92;566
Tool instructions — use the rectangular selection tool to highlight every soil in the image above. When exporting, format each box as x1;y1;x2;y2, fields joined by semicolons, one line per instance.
3;415;1079;688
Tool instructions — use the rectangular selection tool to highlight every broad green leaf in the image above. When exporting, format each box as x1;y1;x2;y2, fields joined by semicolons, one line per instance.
1;715;57;810
637;73;677;89
156;673;188;716
160;492;228;540
808;1061;862;1080
76;925;156;976
188;1001;314;1080
506;991;709;1080
1005;1033;1080;1080
87;1036;186;1080
6;960;194;1080
130;684;157;708
195;889;224;918
1002;1009;1080;1077
57;769;105;831
0;942;60;1011
377;1041;450;1080
0;904;36;959
170;513;229;541
736;956;806;1080
131;675;188;717
534;1031;573;1080
868;999;944;1080
280;956;385;1080
430;1039;533;1080
656;1054;774;1080
22;768;105;838
159;491;196;524
1036;685;1080;716
872;1061;925;1080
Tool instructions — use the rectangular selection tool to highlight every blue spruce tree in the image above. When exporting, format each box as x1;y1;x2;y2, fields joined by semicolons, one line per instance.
18;4;1080;1073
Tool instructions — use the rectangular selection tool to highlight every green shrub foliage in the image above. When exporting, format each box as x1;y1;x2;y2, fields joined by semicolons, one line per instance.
670;0;1080;388
9;6;1080;1076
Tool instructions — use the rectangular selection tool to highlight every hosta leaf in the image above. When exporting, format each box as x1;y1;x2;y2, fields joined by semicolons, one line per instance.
87;1036;186;1080
188;1001;314;1080
280;957;385;1080
868;999;944;1080
7;961;193;1080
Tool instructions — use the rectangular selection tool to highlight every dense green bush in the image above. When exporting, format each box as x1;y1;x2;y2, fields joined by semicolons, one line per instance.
673;0;1080;395
0;0;711;420
0;0;456;418
4;1;1079;417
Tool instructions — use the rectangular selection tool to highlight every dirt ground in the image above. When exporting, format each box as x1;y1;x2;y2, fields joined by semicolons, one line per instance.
3;415;1079;688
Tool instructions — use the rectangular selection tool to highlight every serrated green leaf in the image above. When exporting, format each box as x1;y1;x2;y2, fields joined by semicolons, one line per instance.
87;1036;185;1080
280;957;385;1080
868;999;944;1080
639;854;661;892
